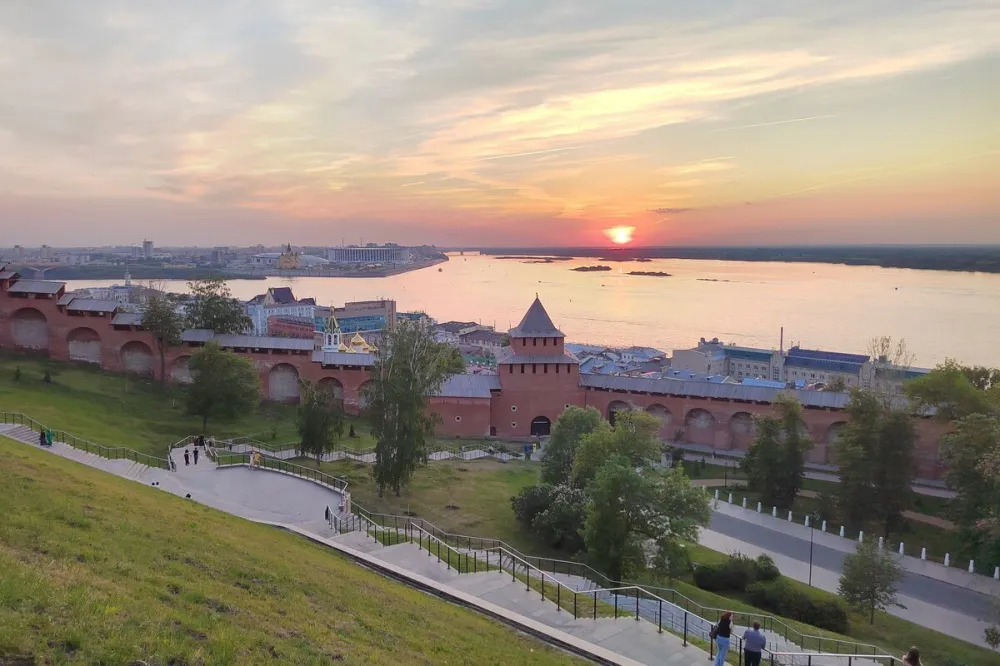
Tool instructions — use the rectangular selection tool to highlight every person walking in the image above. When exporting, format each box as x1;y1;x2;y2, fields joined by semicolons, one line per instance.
193;447;199;465
711;611;733;666
198;434;205;448
183;449;190;466
38;429;47;447
46;429;53;446
742;621;766;666
901;647;922;666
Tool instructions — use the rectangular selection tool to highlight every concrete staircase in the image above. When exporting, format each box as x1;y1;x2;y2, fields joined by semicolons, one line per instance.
1;423;160;484
329;522;887;666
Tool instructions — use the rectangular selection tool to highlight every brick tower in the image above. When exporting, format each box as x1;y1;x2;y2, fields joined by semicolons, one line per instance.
492;296;584;438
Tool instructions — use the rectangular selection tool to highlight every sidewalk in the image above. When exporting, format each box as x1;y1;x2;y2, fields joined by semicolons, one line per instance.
710;500;1000;595
697;529;993;649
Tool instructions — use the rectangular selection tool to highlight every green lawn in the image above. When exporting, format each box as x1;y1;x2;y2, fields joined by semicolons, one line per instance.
0;437;582;665
0;354;374;455
314;458;551;556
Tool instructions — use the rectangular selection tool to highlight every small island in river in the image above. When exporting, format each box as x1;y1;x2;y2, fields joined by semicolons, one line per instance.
628;271;671;277
573;265;613;272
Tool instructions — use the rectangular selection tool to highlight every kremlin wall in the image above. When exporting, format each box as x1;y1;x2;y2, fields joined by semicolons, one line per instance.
0;270;950;480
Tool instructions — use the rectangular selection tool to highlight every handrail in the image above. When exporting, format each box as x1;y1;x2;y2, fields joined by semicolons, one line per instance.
199;435;525;462
340;500;894;660
215;451;350;494
2;411;172;471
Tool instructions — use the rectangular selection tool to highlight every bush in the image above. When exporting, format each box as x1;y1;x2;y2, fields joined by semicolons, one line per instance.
511;484;554;528
754;554;781;582
693;553;759;592
746;580;849;634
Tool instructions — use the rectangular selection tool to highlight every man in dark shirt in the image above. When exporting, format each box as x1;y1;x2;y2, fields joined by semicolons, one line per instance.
743;621;766;666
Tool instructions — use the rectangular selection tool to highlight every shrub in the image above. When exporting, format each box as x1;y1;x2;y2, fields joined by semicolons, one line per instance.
511;484;554;528
754;554;781;582
693;553;758;592
746;580;849;634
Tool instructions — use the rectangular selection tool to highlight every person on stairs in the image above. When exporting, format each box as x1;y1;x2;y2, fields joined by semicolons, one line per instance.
711;611;733;666
742;621;766;666
38;429;47;447
46;429;53;447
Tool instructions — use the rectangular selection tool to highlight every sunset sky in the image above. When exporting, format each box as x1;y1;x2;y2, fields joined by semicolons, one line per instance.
1;1;998;247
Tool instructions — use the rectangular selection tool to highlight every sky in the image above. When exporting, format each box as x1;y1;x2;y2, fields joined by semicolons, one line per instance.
1;0;998;248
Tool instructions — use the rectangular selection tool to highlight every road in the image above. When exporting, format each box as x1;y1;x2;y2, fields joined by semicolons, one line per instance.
707;511;996;621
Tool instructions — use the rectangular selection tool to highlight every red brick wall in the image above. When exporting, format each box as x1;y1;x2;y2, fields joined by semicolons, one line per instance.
429;397;492;438
266;317;315;338
0;288;950;478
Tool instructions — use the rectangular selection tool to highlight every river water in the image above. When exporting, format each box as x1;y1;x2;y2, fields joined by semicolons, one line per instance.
64;255;1000;367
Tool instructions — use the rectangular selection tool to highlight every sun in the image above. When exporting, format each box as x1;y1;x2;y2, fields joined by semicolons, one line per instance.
604;226;635;245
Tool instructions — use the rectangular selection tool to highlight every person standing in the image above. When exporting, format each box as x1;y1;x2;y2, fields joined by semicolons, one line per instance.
193;447;199;465
38;429;47;447
901;647;922;666
712;611;733;666
742;621;766;666
183;449;190;466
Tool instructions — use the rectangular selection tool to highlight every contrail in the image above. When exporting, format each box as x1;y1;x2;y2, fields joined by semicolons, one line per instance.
712;115;838;132
479;146;582;161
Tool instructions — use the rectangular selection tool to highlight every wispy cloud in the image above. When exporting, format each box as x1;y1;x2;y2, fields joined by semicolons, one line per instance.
0;0;997;244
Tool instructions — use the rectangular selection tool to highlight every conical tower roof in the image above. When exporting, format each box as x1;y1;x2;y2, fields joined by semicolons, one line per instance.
509;296;564;338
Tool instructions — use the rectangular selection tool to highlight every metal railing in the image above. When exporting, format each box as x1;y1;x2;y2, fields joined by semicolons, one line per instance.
207;435;526;463
215;451;350;494
334;501;893;662
2;411;172;470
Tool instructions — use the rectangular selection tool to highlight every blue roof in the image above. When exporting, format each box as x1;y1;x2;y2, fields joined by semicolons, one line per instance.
784;355;864;374
725;347;773;362
787;347;869;364
742;377;787;389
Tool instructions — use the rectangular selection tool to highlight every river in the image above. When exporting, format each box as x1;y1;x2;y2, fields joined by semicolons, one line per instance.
64;255;1000;367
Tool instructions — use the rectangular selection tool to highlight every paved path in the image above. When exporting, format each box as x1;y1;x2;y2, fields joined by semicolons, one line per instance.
696;481;957;530
704;503;998;648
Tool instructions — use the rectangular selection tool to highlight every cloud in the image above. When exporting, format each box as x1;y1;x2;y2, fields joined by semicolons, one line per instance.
651;207;695;214
0;0;998;244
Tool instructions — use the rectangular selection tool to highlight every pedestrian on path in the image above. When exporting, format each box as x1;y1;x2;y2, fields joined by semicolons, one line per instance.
184;449;190;466
38;429;46;447
710;611;732;666
198;434;205;448
46;429;53;446
901;647;922;666
742;621;766;666
193;448;199;465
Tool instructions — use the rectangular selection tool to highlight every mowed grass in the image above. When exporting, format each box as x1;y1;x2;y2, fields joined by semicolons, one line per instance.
0;354;375;455
0;438;582;665
316;458;549;555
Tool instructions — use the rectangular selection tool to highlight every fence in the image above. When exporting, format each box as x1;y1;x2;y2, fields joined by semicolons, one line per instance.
215;451;350;495
212;436;526;464
2;411;172;471
329;501;893;664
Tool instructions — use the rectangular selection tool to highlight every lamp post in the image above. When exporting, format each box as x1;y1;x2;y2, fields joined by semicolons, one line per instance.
808;511;820;587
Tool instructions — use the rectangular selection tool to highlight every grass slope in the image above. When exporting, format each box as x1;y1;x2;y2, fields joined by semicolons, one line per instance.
0;438;581;665
0;354;375;454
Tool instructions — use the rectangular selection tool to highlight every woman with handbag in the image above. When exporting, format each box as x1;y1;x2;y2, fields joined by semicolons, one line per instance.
712;611;733;666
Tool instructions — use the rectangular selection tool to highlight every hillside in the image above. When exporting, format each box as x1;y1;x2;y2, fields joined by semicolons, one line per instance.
0;438;581;665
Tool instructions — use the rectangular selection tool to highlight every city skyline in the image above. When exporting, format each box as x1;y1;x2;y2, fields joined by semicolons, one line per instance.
1;1;998;247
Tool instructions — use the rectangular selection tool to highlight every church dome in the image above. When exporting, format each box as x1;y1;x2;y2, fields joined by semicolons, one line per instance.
337;343;348;352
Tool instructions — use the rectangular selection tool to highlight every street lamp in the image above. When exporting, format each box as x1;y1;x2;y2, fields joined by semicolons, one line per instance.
808;510;820;587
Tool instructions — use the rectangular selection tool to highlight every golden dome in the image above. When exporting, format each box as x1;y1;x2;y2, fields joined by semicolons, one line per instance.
337;343;348;352
351;333;366;345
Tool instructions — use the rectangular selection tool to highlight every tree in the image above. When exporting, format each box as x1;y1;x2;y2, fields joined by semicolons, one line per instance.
742;395;811;510
297;381;346;465
141;285;185;389
366;319;462;497
583;457;710;581
530;485;588;552
906;359;996;421
185;278;251;334
541;406;602;485
838;540;905;625
825;376;847;392
941;414;1000;566
584;456;655;581
571;409;661;488
836;389;916;538
185;342;260;431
